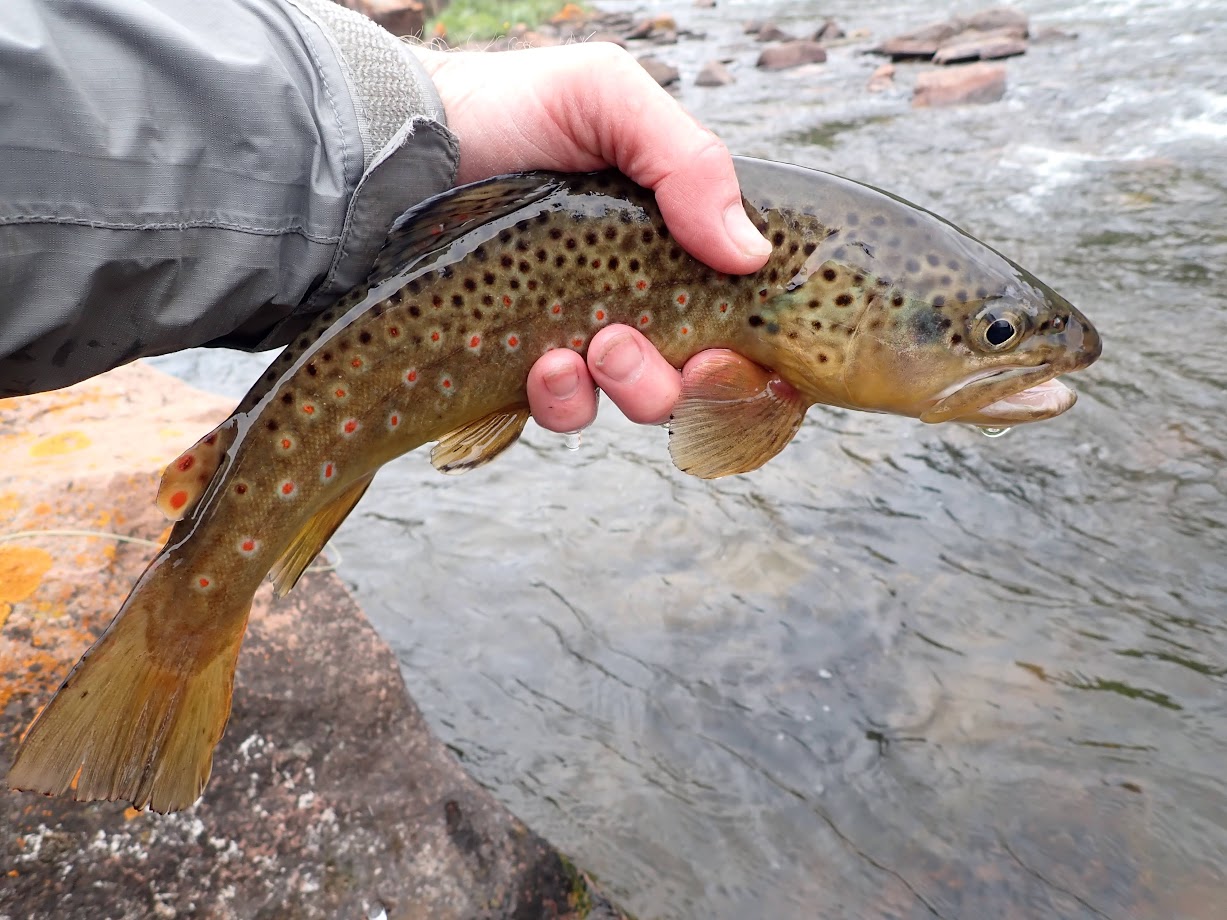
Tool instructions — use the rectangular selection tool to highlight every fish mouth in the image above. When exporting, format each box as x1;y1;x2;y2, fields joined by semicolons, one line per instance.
920;365;1077;425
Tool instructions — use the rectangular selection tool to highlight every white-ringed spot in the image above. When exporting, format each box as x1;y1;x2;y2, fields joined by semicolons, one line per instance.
501;294;513;308
437;374;456;395
349;355;365;371
194;574;216;592
467;334;482;352
633;278;650;294
637;312;653;329
404;369;419;388
674;291;690;309
340;418;360;437
332;386;348;401
387;411;401;431
278;479;297;499
717;301;731;317
300;401;317;417
591;307;608;325
277;435;294;452
237;538;259;557
679;325;690;336
429;330;442;344
549;302;563;319
569;334;586;350
504;334;521;351
321;461;337;483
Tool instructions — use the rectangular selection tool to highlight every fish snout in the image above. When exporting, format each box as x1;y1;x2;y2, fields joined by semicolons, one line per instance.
1050;306;1102;372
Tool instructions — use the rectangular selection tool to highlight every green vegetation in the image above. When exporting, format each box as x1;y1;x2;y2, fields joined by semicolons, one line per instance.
428;1;584;43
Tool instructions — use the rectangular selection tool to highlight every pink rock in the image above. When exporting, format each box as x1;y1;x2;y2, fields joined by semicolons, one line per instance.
756;23;795;42
696;59;735;86
813;19;845;42
638;55;680;86
756;41;828;71
913;62;1007;106
933;29;1028;64
867;62;896;93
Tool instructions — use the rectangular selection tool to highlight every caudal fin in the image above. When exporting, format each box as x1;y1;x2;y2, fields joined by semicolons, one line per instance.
7;591;249;813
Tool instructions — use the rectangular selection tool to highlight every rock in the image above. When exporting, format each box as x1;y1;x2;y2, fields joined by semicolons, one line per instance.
695;60;735;86
694;0;716;7
625;14;677;40
913;62;1007;106
932;30;1027;64
813;19;845;42
756;23;795;42
0;364;628;920
755;40;827;71
742;19;764;34
1031;26;1078;43
348;0;426;38
867;62;896;92
637;56;680;86
875;6;1029;60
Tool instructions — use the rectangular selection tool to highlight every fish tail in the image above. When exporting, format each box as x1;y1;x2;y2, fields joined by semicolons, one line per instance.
7;578;250;814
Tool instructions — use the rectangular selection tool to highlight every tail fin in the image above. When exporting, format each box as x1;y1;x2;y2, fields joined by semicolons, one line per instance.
7;589;250;813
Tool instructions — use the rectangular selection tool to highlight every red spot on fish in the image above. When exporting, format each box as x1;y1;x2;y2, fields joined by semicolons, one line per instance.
639;314;651;327
571;337;583;348
343;419;359;435
681;327;689;335
323;462;335;479
169;490;188;510
551;303;562;315
198;577;210;589
405;370;418;383
176;455;195;472
677;294;688;305
595;310;606;321
636;280;647;291
442;378;452;389
502;295;512;307
302;403;316;415
235;483;248;495
351;358;362;369
507;335;519;348
281;481;295;496
430;224;443;236
388;326;400;337
719;303;729;313
389;413;400;428
431;331;440;342
280;438;291;450
335;388;346;398
469;335;481;348
241;539;255;553
592;259;601;268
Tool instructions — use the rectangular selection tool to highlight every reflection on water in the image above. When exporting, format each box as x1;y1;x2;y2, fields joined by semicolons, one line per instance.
151;0;1227;916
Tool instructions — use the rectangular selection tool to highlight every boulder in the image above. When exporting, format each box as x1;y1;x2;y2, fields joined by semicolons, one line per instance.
695;60;735;86
625;15;677;40
637;56;680;86
932;29;1028;64
348;0;426;38
756;23;795;42
755;41;828;71
913;62;1007;106
0;364;626;920
876;6;1029;60
813;19;845;42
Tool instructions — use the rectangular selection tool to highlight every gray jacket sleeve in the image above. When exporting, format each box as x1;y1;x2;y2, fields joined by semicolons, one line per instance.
0;0;459;398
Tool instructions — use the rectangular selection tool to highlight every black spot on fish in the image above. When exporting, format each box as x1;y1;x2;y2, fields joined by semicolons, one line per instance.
565;238;577;250
772;230;786;246
536;249;547;262
306;365;317;377
555;255;566;268
912;310;948;341
835;293;853;307
576;255;587;267
509;278;521;290
409;305;421;317
527;279;538;291
748;315;764;327
891;294;905;308
812;320;823;330
608;256;620;270
951;333;963;345
298;337;310;348
629;258;641;272
788;331;799;340
359;331;372;344
432;294;443;307
463;278;477;291
52;336;78;365
518;261;531;273
267;419;279;430
281;393;293;405
822;268;838;282
585;231;598;246
641;228;655;244
500;255;514;268
515;239;529;253
474;246;487;261
549;228;563;240
452;294;464;307
933;295;946;308
604;226;617;240
905;259;920;274
481;295;493;307
472;309;483;320
818;352;829;363
927;254;941;267
803;241;818;256
871;215;886;227
947;259;960;271
498;229;512;244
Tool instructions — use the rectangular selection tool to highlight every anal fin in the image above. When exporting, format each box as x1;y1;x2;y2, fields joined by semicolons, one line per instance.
269;474;374;597
668;354;809;479
430;405;530;474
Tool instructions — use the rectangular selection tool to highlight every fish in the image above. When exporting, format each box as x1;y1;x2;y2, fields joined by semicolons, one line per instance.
7;157;1101;812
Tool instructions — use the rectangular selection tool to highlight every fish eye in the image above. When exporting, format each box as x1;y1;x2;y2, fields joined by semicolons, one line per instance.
981;312;1021;349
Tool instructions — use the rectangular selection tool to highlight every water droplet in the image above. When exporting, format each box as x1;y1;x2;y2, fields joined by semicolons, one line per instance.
563;431;582;451
977;426;1013;438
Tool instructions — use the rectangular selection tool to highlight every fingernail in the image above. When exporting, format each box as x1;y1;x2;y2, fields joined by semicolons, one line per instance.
544;364;580;399
724;203;772;259
594;331;644;383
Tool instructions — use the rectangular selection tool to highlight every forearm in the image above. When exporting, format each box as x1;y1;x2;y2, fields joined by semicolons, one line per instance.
0;0;457;398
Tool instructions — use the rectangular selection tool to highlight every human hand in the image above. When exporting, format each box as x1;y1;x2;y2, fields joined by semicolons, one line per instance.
411;42;772;432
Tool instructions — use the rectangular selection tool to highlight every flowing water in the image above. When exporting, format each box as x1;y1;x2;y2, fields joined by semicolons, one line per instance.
152;1;1227;916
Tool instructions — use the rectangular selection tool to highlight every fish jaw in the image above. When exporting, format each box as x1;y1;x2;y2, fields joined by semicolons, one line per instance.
920;366;1076;424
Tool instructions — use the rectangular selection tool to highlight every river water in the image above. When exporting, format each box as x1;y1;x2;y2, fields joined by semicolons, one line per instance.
151;1;1227;917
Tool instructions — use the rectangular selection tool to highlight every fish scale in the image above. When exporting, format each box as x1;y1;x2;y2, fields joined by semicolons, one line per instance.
8;157;1100;812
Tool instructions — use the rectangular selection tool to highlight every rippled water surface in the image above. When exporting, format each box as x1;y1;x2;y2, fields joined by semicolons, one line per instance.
153;1;1227;916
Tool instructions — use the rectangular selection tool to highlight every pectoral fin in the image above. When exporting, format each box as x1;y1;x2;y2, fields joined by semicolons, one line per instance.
668;354;809;479
431;405;531;474
269;474;374;597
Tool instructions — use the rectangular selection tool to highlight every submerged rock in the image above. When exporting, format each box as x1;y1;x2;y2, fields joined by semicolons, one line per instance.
867;62;896;93
0;364;626;920
696;59;735;86
876;6;1029;61
913;62;1007;106
756;41;828;71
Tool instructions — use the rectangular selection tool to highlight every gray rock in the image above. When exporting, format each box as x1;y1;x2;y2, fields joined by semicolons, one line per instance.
813;19;845;42
756;41;828;71
637;55;681;86
933;31;1028;64
756;23;795;42
696;59;735;86
913;62;1007;107
876;6;1029;60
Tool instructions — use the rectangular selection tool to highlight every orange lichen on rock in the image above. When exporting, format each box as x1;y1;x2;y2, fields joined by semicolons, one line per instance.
28;431;91;458
0;547;52;606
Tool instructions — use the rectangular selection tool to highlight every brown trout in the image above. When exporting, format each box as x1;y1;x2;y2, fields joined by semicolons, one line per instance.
7;158;1100;812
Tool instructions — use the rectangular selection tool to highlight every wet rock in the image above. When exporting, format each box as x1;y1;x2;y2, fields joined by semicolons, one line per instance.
876;6;1029;60
0;364;627;920
932;29;1028;64
913;62;1007;107
813;19;845;42
756;41;827;71
347;0;426;38
696;60;735;86
1031;26;1078;43
637;56;680;86
742;19;764;34
867;62;896;93
694;0;716;7
625;14;677;41
756;23;795;43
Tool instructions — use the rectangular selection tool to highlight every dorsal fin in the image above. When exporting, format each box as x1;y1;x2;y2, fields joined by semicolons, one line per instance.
368;173;565;285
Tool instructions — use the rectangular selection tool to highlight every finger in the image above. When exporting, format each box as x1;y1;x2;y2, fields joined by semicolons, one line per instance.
527;347;599;433
587;325;682;425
